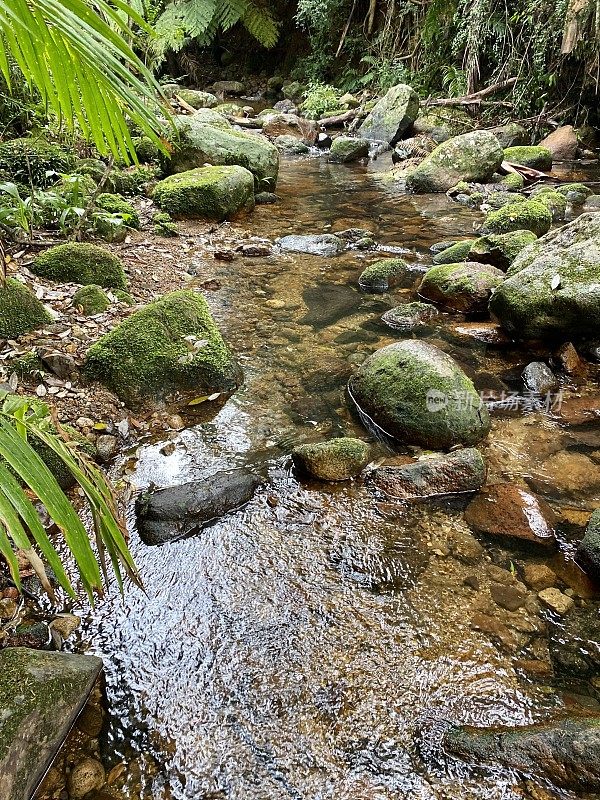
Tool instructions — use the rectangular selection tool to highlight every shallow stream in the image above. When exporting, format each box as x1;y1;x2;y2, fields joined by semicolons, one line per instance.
75;154;600;799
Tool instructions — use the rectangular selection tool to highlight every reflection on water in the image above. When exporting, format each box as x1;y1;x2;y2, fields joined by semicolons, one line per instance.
76;154;599;799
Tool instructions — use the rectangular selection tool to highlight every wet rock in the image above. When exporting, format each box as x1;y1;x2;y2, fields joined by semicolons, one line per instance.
358;83;419;144
0;647;103;800
85;290;240;406
292;437;371;481
449;529;484;563
274;135;310;155
490;213;600;340
548;605;600;680
577;508;600;582
489;123;527;147
49;613;81;640
359;258;415;292
468;230;537;271
451;322;509;345
348;340;490;449
443;715;600;792
464;484;557;547
522;362;557;395
153;165;255;219
431;239;475;264
329;136;370;163
381;302;439;333
555;342;580;374
540;126;578;161
277;233;345;256
68;757;106;799
317;132;333;149
136;469;262;545
539;587;574;615
419;262;505;314
406;131;504;193
211;80;245;95
470;612;518;651
503;145;553;170
557;182;592;206
274;98;296;113
482;200;552;237
368;448;486;500
261;113;318;144
522;563;557;591
490;582;528;611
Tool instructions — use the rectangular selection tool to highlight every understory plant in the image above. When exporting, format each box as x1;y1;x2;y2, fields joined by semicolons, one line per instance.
0;392;140;602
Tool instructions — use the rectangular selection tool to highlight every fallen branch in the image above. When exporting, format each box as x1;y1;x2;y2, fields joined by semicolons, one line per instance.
500;160;551;180
317;108;367;127
426;78;518;107
175;93;198;115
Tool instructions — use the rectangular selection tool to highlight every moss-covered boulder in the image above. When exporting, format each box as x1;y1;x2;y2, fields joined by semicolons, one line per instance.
503;145;553;170
85;290;241;406
95;193;140;228
490;213;600;339
213;102;244;116
133;136;162;163
432;240;476;265
412;107;473;143
557;183;592;206
406;131;504;193
381;302;440;333
499;172;525;190
359;84;420;144
419;262;505;314
0;138;74;187
577;508;600;582
292;437;371;481
482;200;552;237
348;340;490;449
169;114;279;190
329;137;370;163
72;285;110;316
489;123;527;148
485;191;527;210
468;230;537;271
358;258;415;292
32;243;126;288
0;279;52;338
531;188;567;221
175;88;218;109
274;135;310;154
152;211;178;237
153;165;255;220
107;165;159;195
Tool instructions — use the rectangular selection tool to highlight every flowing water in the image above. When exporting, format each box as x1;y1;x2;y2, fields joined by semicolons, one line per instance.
75;154;600;799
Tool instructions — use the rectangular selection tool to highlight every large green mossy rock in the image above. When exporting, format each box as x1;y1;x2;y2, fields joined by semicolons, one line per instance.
503;145;553;170
0;279;52;338
329;136;370;163
85;290;241;406
292;437;371;481
359;83;420;144
0;138;75;187
483;200;552;237
32;243;126;288
153;165;255;219
468;230;537;271
432;240;476;265
0;647;102;800
412;107;473;143
72;284;111;316
406;131;504;193
348;340;490;449
169;114;279;190
419;262;505;314
175;88;219;109
490;213;600;339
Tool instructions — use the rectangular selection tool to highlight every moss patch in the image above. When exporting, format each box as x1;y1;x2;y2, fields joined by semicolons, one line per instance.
95;193;140;228
72;285;110;316
503;145;552;170
32;243;127;288
359;258;411;292
153;165;255;220
0;279;52;338
531;189;567;221
84;289;241;406
499;173;525;190
152;211;178;237
432;240;476;264
469;230;537;271
483;200;552;237
292;437;371;481
419;261;505;313
556;183;592;206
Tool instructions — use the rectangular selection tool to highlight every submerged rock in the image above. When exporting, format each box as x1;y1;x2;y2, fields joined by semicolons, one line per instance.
274;135;310;154
359;258;416;292
444;715;600;793
136;469;261;545
464;484;557;547
577;508;600;582
0;278;52;339
292;437;371;481
277;233;345;256
489;213;600;339
368;448;486;499
153;166;255;220
381;302;439;332
348;340;490;449
549;605;600;681
329;136;370;163
406;131;504;193
419;262;505;314
358;83;419;144
85;290;240;406
522;361;557;394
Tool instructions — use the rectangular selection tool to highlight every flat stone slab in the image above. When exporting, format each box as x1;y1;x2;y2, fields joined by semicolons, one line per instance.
0;647;103;800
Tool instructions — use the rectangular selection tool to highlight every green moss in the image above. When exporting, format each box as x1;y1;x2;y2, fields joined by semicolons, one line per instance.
359;258;410;292
153;165;255;220
175;89;218;110
469;230;537;270
74;158;107;184
95;193;140;228
84;290;241;406
329;137;370;163
113;289;135;305
72;285;110;315
107;165;159;195
483;200;552;237
292;437;371;481
213;102;244;115
32;243;127;288
503;145;553;170
419;261;504;312
432;240;476;264
0;278;52;338
0;138;75;187
556;183;593;206
499;172;525;190
485;191;527;210
531;189;567;221
152;211;178;237
10;351;45;379
133;136;162;163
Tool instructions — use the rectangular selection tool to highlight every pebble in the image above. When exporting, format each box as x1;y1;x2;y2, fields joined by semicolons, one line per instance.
76;416;95;430
96;434;119;463
67;757;106;798
490;582;528;611
0;597;17;619
555;342;581;374
538;587;575;615
523;563;557;591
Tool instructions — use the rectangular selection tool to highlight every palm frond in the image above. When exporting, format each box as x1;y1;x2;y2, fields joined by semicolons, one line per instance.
0;0;168;162
0;391;141;603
